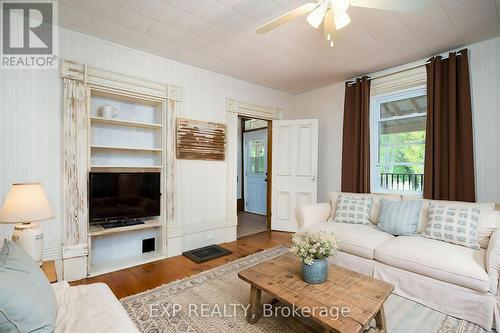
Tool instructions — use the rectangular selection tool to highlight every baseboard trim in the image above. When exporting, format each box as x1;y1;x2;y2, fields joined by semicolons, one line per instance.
182;218;226;235
63;243;88;259
42;245;63;261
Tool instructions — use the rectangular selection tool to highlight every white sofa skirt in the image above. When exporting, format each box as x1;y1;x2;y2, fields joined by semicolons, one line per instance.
329;251;496;330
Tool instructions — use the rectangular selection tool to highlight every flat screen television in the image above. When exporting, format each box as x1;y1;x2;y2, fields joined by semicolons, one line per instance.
89;172;161;222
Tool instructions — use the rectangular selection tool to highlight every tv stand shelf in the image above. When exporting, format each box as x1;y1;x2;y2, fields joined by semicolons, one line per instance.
89;219;162;237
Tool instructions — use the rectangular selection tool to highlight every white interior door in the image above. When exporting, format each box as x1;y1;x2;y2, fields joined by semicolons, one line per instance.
243;129;267;215
271;119;318;232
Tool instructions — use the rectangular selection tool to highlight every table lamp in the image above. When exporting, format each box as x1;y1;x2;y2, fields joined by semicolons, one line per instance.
0;183;54;265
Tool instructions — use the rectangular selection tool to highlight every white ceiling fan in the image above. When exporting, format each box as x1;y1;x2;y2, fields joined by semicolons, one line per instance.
257;0;431;48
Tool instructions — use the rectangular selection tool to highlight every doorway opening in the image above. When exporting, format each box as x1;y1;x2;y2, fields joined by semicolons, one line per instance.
237;117;272;238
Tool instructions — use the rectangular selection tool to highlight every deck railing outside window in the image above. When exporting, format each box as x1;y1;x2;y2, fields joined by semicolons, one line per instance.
379;173;424;192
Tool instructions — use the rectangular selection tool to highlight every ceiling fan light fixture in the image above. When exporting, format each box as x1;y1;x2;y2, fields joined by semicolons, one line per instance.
323;9;335;41
334;10;351;30
306;1;328;29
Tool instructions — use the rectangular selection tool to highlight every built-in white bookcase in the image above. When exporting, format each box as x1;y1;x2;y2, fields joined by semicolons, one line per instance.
61;60;179;281
88;89;167;277
90;90;164;169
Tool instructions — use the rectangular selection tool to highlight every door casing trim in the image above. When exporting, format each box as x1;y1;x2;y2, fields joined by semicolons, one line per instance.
226;99;282;238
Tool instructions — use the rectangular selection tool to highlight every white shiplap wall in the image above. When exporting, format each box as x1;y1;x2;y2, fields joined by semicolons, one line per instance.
0;70;62;258
0;28;294;258
294;37;500;204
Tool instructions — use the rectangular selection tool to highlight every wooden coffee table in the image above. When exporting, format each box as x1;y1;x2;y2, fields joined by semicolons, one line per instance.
238;253;393;333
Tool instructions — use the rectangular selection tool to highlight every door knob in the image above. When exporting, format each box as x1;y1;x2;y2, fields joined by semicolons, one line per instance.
311;176;316;182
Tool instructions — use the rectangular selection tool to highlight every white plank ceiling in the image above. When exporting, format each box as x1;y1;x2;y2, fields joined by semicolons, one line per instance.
58;0;500;93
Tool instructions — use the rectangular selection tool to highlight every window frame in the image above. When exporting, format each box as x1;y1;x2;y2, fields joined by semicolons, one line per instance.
370;85;427;194
248;138;266;175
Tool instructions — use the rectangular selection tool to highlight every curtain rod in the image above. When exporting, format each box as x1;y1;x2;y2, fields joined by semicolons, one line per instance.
347;51;463;85
368;62;426;81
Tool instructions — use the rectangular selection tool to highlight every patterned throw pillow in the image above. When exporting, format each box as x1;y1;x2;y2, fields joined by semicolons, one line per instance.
333;195;373;225
423;204;482;249
377;199;423;236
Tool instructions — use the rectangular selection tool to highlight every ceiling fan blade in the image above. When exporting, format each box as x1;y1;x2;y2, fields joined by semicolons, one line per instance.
334;11;351;30
256;2;318;34
349;0;432;13
307;1;328;28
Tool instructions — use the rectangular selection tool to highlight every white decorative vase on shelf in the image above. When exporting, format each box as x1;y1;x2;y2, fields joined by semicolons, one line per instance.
99;105;118;118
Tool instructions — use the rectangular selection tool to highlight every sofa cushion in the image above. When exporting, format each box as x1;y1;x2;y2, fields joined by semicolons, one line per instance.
374;236;490;292
401;195;495;247
377;199;423;236
333;195;373;225
303;221;394;259
329;192;401;224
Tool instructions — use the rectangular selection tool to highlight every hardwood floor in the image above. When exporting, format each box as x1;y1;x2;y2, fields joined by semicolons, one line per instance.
237;211;268;238
72;231;292;299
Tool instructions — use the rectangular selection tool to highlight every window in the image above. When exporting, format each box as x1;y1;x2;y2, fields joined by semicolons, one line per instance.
244;119;267;131
249;139;266;175
371;87;427;193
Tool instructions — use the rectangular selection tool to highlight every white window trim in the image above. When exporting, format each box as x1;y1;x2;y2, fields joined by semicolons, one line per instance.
370;85;427;194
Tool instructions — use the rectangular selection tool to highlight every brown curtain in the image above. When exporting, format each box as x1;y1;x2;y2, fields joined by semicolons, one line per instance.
424;49;475;202
341;76;371;193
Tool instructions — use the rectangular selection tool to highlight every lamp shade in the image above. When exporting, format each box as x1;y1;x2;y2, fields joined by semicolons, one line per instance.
0;183;54;224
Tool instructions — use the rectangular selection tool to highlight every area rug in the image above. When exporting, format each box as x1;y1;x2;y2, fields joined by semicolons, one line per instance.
121;246;487;333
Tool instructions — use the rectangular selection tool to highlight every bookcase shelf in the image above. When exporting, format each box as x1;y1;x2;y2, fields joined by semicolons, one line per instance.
90;145;162;152
90;165;163;170
90;116;163;129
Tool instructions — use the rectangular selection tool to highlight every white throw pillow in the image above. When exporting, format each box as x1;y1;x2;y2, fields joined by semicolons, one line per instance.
423;204;482;249
333;195;373;225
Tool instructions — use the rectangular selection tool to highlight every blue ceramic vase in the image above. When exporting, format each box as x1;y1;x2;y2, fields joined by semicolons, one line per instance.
302;258;328;284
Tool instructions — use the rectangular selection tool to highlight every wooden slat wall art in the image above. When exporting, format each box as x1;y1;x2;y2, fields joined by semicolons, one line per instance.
176;118;226;161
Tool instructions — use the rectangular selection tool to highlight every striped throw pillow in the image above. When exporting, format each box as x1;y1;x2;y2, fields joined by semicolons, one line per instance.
377;199;423;236
423;204;482;249
333;195;373;225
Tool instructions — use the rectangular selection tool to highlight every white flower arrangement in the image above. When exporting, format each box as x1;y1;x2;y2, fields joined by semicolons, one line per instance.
290;231;338;265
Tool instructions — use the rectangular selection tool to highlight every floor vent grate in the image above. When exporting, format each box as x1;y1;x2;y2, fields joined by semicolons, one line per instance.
182;245;232;263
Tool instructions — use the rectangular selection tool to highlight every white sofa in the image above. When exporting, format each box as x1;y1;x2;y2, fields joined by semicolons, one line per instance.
298;192;500;330
52;281;139;333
